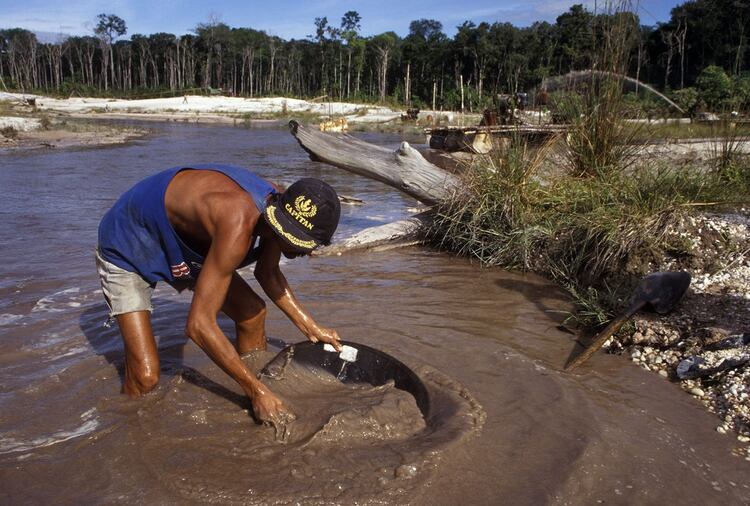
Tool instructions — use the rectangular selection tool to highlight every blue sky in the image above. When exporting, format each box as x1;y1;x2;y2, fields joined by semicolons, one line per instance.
1;0;683;41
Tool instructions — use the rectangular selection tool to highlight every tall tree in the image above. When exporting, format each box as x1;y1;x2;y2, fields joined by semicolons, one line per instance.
340;11;361;98
403;19;446;106
313;17;329;93
94;13;127;90
371;32;399;103
555;4;595;72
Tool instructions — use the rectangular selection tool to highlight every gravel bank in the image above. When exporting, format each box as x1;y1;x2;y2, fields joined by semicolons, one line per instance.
608;210;750;460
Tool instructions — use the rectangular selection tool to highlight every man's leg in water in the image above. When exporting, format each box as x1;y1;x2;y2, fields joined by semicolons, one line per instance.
95;249;160;396
116;311;160;396
222;272;267;354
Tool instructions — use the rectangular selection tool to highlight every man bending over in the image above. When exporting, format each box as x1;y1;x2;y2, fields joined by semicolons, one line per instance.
96;164;341;424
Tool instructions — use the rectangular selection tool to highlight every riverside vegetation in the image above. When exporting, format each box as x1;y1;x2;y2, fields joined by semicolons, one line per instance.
427;5;750;455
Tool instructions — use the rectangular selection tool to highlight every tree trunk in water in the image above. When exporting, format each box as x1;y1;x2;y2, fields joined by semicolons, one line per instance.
287;120;459;205
288;121;460;252
313;214;432;256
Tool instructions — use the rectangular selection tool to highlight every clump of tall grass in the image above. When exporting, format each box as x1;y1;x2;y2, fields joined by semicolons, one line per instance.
431;135;552;270
428;136;749;327
557;88;647;178
709;120;750;186
552;4;646;178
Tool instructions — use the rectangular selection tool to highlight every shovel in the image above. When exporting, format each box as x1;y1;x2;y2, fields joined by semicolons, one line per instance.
565;271;691;371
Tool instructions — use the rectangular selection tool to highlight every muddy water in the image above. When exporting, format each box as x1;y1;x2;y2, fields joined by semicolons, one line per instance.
1;122;749;505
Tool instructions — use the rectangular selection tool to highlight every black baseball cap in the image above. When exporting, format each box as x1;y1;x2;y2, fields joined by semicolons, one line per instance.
263;178;341;252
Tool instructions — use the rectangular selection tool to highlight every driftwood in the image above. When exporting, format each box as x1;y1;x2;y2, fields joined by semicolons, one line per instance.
288;120;456;253
313;213;432;256
288;120;459;206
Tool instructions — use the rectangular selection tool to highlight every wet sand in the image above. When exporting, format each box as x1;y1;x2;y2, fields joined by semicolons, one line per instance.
1;122;749;504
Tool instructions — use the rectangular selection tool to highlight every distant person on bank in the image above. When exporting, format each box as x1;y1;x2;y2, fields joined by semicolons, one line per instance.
96;164;341;424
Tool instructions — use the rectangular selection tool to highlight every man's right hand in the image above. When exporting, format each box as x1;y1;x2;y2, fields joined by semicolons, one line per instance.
307;325;343;352
251;388;295;425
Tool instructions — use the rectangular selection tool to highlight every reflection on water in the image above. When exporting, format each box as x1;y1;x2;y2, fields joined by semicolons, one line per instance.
1;122;749;504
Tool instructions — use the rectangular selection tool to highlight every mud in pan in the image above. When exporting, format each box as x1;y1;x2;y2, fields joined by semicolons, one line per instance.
261;340;430;417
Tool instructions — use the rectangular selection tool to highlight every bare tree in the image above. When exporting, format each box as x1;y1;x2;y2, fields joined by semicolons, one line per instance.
340;11;361;98
675;17;687;89
372;33;396;103
661;29;674;89
266;37;280;93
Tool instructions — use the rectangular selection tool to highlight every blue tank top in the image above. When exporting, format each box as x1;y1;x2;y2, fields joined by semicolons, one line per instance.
98;164;276;283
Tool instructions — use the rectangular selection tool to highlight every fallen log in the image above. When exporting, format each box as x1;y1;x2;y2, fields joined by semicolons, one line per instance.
288;120;459;206
313;213;432;256
288;120;459;254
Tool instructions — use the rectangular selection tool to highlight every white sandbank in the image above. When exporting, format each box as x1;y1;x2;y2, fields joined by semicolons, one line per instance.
0;92;403;123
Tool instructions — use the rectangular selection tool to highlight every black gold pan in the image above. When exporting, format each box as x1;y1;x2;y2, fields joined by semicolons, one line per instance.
261;340;431;417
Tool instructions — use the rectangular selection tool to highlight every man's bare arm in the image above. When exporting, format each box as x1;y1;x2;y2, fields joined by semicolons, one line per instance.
254;238;342;351
184;201;289;421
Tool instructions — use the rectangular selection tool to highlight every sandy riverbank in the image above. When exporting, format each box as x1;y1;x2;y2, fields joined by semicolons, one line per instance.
0;115;148;151
0;91;411;124
0;92;462;147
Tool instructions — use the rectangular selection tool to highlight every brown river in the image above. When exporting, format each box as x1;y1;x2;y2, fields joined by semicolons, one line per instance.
1;121;749;504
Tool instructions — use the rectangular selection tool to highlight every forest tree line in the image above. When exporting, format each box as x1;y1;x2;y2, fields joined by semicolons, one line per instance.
1;0;749;112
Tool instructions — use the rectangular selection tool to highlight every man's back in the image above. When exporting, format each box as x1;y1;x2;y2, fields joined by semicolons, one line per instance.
165;169;265;258
98;165;275;283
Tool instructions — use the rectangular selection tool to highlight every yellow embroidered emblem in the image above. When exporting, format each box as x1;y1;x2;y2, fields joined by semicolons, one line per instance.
294;195;317;218
266;206;316;249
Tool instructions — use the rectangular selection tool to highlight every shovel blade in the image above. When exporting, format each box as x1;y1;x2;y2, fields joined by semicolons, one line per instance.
631;271;691;315
566;271;691;371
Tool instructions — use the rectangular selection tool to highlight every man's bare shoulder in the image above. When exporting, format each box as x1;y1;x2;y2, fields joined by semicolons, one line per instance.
207;190;259;226
167;169;261;238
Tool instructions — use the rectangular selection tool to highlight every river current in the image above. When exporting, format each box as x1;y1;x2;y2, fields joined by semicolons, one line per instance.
1;121;748;504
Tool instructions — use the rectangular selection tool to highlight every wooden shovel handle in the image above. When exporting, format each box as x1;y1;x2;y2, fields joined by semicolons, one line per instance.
565;301;646;371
